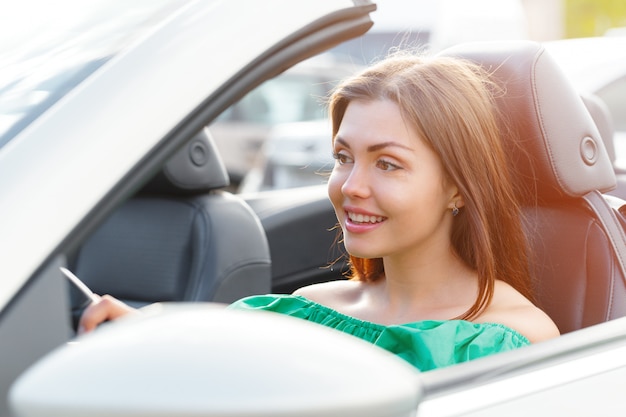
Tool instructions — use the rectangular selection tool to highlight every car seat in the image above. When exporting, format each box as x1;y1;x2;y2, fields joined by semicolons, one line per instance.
69;128;271;323
438;41;626;334
581;93;626;200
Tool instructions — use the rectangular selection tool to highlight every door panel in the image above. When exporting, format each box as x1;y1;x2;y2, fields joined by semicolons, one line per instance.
244;185;349;293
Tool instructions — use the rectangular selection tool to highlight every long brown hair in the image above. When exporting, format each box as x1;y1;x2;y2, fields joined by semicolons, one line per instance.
328;53;533;320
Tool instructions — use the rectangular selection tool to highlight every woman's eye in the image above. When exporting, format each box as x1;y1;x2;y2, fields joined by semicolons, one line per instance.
376;159;400;171
332;152;352;165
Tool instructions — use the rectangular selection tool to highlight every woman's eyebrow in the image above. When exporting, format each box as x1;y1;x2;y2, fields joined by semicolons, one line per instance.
334;136;414;152
366;141;414;152
334;136;350;149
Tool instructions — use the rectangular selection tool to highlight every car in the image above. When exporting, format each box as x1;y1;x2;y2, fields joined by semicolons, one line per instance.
3;1;626;417
238;118;334;192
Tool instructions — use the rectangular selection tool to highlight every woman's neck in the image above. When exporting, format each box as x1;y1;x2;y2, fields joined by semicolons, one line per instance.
373;250;478;322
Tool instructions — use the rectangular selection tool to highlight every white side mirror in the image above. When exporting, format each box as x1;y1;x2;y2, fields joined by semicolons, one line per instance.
10;303;422;417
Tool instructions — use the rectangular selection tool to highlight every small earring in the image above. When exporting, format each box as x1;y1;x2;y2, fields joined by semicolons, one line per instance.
451;203;459;217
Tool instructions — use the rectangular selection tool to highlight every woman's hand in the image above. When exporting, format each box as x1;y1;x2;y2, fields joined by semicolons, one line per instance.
78;294;138;334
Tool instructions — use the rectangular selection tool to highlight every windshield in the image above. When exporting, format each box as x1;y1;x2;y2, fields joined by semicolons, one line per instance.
0;0;190;148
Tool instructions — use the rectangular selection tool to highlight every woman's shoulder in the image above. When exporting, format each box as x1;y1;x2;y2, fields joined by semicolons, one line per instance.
477;280;560;343
292;279;364;309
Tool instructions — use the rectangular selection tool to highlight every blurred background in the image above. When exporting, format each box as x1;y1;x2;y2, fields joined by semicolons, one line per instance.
209;0;626;194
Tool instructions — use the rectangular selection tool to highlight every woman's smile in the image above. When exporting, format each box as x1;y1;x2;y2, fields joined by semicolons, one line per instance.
344;209;387;234
346;211;385;224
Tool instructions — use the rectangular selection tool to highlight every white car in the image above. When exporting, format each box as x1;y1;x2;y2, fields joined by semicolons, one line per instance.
238;118;334;193
3;1;626;417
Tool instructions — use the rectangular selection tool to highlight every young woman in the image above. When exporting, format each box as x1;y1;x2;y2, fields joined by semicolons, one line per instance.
79;53;560;371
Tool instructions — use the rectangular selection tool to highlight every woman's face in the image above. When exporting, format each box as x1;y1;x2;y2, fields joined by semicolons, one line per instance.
328;99;459;263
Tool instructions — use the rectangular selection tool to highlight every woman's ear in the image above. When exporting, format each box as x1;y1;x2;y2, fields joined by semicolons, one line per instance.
446;183;464;210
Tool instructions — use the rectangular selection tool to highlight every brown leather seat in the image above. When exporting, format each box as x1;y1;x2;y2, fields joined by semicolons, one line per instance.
439;41;626;334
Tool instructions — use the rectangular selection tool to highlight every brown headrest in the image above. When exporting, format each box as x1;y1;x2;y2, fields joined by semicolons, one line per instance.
438;41;616;204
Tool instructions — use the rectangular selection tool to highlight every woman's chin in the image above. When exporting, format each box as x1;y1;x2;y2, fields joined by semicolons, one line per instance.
344;245;381;260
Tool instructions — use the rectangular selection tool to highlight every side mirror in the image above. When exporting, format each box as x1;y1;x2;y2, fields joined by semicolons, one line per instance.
10;303;422;417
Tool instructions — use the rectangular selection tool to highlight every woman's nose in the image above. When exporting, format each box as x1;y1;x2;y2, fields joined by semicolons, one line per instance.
341;163;370;199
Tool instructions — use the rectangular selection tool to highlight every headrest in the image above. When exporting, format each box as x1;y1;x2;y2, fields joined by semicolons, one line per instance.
141;128;230;196
581;93;615;164
438;41;616;204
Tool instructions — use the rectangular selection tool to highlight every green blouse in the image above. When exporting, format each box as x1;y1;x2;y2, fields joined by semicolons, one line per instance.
228;294;530;372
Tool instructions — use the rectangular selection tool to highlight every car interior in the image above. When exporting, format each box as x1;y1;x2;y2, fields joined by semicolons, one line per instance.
67;129;273;326
64;40;626;339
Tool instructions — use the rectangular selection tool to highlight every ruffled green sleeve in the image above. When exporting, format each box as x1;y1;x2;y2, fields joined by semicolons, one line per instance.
229;294;530;372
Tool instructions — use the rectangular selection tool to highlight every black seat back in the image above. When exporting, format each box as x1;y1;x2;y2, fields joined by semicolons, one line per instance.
439;41;626;333
71;129;271;314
